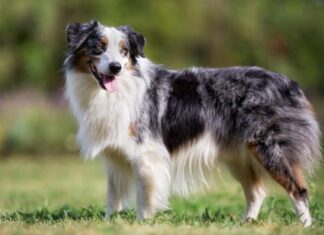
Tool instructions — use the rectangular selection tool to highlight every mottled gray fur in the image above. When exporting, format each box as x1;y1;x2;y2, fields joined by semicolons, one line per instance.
144;66;321;174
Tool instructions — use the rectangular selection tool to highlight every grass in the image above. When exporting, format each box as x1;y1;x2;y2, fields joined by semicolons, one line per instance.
0;156;323;235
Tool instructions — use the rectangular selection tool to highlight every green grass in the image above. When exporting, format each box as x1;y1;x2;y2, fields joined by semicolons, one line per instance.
0;156;323;235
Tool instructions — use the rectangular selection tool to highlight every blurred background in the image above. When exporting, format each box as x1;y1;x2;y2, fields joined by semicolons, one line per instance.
0;0;323;157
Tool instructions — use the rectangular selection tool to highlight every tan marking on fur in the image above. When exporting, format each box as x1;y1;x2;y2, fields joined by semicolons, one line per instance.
128;123;137;137
246;142;307;199
247;163;262;186
74;35;108;74
119;40;136;71
101;35;108;48
246;142;258;157
126;59;136;70
303;98;317;119
291;164;308;198
246;142;292;189
119;39;126;48
105;148;131;169
142;173;153;212
227;145;264;188
71;35;107;74
308;103;315;115
225;152;266;220
226;153;263;187
73;55;90;73
73;55;100;74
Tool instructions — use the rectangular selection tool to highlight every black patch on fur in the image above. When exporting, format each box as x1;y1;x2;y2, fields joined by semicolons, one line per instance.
83;33;107;55
146;68;172;137
147;82;159;134
118;26;145;64
66;20;99;52
299;188;309;203
161;71;205;152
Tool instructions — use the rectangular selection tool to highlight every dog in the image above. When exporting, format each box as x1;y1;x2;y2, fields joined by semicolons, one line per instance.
64;20;321;227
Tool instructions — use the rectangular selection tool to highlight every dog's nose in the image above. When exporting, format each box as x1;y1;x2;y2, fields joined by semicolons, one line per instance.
109;62;122;75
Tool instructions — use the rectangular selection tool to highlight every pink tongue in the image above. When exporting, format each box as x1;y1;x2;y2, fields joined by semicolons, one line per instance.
103;77;117;92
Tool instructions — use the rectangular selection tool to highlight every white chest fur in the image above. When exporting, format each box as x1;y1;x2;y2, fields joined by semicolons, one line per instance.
65;70;147;159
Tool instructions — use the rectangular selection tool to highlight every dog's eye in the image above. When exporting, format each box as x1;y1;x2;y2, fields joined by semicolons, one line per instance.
87;39;105;55
91;44;105;55
92;48;103;55
120;47;128;56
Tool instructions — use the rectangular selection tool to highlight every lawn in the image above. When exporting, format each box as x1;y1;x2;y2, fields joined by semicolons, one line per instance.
0;156;323;235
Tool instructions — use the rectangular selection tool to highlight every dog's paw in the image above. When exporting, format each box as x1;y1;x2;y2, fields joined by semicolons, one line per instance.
240;217;258;225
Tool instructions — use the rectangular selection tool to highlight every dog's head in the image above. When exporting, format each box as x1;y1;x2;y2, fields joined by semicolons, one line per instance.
65;20;145;92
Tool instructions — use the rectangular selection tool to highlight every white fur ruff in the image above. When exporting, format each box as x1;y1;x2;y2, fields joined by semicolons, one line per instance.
65;57;219;213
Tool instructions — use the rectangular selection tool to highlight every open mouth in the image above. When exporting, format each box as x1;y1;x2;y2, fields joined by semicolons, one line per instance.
88;62;117;92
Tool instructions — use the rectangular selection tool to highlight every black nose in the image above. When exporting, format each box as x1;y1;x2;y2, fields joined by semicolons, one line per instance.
109;62;122;74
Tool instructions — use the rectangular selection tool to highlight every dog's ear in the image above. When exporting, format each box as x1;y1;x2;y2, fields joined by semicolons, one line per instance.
66;20;99;51
118;26;145;63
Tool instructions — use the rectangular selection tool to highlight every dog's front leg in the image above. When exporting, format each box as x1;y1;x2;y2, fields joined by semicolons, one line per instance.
104;154;132;220
133;143;171;220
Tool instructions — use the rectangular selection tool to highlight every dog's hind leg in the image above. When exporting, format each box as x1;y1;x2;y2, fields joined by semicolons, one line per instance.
225;156;266;222
247;142;312;227
133;141;171;220
104;152;133;220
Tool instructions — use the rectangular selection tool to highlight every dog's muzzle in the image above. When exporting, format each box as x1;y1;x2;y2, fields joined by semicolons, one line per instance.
87;61;117;92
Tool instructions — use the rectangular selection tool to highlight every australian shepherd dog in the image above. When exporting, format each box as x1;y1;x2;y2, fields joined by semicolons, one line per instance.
64;20;321;226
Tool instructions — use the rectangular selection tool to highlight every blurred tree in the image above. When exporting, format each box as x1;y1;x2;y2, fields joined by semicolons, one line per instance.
0;0;323;93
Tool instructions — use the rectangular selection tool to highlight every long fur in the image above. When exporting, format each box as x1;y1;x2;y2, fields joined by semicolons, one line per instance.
64;21;321;226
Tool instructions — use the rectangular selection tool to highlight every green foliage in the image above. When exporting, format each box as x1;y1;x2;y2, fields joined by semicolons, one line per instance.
1;193;324;230
1;0;324;155
1;205;105;224
0;92;77;155
0;0;324;93
2;202;323;226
